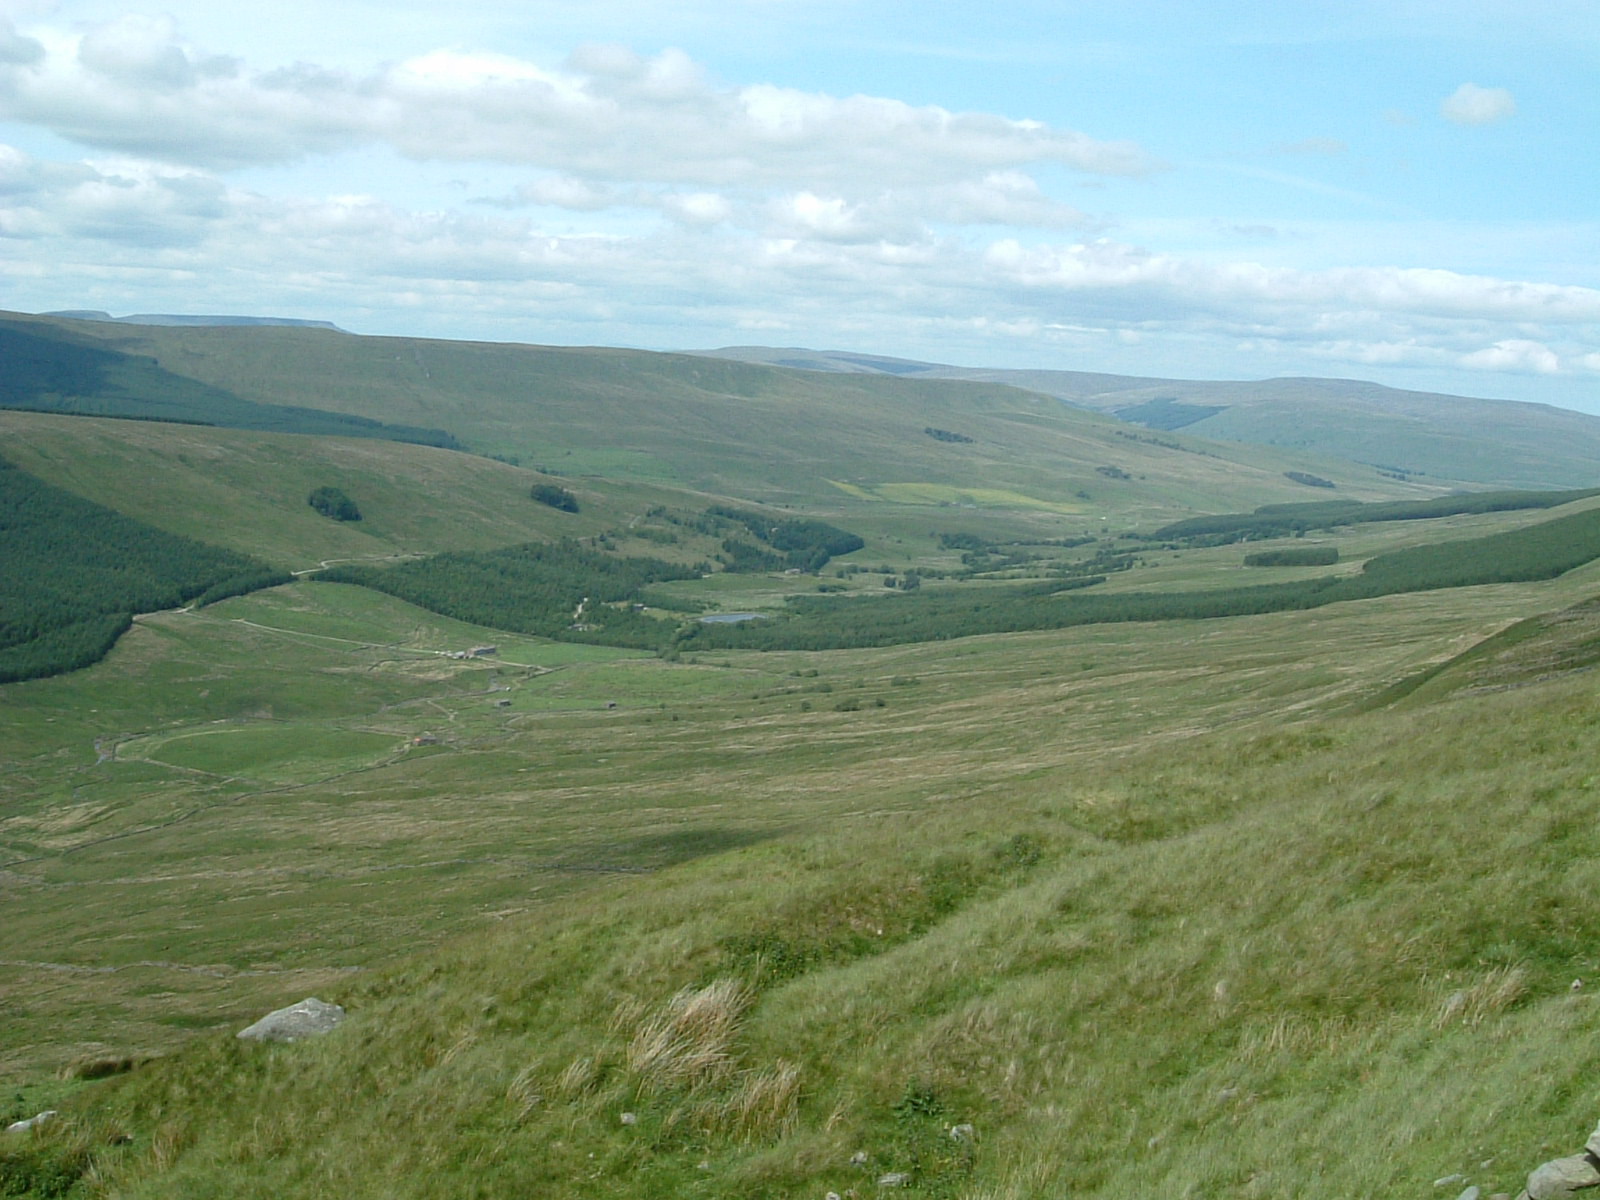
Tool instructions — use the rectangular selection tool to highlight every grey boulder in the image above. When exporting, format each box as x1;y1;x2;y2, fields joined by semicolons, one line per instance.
236;997;346;1043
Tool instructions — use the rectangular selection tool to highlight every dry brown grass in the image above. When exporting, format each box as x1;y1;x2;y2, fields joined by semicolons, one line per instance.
1434;965;1530;1028
625;978;749;1094
711;1059;803;1142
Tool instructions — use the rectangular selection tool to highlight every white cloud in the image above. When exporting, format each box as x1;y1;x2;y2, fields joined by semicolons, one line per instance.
662;190;731;225
1461;339;1562;374
1440;82;1517;126
0;19;1158;188
512;175;617;211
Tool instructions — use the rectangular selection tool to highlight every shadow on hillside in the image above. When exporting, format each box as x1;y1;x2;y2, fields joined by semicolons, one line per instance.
590;825;783;871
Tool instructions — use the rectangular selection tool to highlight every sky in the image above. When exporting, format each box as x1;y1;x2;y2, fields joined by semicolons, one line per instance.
1;0;1597;410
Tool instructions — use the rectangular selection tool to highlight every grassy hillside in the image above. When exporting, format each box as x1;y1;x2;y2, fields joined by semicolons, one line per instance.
0;411;700;572
6;566;1600;1196
0;312;1441;524
703;346;1600;490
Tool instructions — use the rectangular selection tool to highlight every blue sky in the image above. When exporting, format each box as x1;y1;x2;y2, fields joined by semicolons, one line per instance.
1;0;1597;409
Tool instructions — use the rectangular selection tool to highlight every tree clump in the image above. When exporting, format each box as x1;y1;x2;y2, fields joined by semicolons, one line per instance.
308;486;361;522
531;483;580;513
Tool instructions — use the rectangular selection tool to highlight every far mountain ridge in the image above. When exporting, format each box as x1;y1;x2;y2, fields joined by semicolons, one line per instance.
43;310;346;332
696;345;1600;488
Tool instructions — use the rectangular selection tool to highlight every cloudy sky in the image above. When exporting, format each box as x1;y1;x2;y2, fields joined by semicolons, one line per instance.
2;1;1597;410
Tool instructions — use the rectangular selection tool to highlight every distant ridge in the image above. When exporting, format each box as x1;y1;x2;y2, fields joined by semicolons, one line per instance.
695;346;1600;490
43;310;346;332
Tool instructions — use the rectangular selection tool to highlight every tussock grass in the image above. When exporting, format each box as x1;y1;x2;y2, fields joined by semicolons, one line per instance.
623;978;749;1094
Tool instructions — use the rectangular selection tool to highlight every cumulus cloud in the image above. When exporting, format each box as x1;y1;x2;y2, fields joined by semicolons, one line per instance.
511;175;618;211
0;20;1158;186
661;191;732;226
1461;339;1561;374
1440;83;1517;126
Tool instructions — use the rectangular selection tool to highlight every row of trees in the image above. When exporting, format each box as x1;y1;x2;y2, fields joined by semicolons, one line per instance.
1148;487;1600;545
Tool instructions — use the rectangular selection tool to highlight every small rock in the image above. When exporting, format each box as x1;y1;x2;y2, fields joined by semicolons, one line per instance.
850;1151;870;1166
1586;1118;1600;1159
236;997;345;1043
1437;1176;1468;1189
1457;1187;1482;1200
1573;979;1584;991
949;1123;975;1143
620;1112;638;1126
1526;1153;1600;1198
5;1110;56;1134
827;1193;843;1200
877;1173;910;1188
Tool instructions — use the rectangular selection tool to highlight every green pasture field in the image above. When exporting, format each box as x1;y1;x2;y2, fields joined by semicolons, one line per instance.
128;725;402;785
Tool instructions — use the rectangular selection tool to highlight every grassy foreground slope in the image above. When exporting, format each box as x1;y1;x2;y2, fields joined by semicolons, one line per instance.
8;561;1600;1196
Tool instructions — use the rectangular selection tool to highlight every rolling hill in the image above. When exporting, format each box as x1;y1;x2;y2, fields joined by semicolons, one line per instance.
0;310;1479;520
700;345;1600;489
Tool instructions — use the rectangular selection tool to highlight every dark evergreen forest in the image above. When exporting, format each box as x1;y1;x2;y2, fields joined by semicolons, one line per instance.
0;458;291;682
1147;487;1600;544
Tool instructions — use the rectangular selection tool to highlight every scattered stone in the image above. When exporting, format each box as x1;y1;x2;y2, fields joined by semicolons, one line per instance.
1585;1119;1600;1159
1437;1176;1468;1188
236;997;346;1043
826;1193;842;1200
1573;979;1585;991
620;1112;638;1126
877;1173;910;1188
5;1110;56;1134
850;1151;870;1166
1524;1153;1600;1198
949;1123;976;1143
1457;1187;1482;1200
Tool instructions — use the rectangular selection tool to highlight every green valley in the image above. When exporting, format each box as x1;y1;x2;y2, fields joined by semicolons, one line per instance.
5;312;1600;1199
